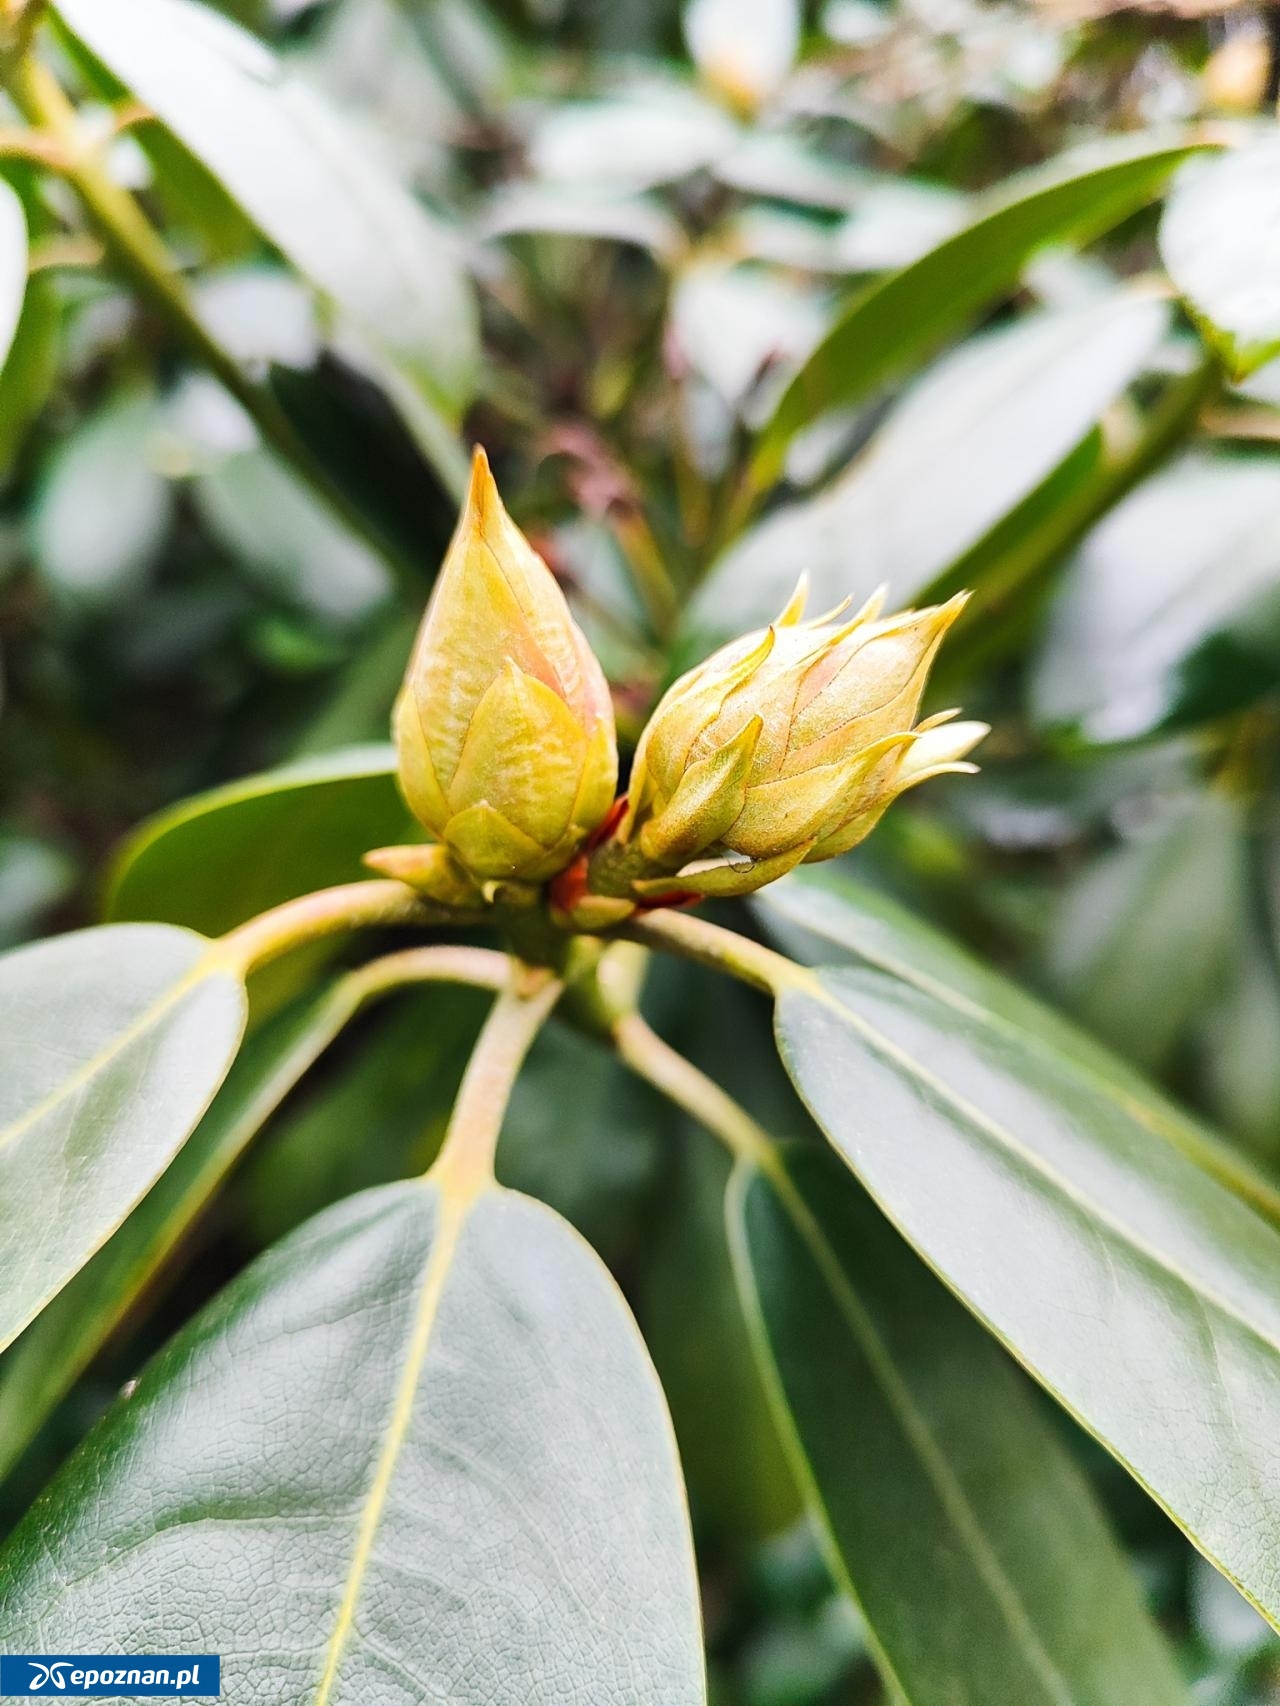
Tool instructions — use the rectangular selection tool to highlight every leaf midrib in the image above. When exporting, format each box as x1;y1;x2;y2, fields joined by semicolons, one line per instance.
744;1165;1077;1706
0;955;214;1158
311;1182;469;1705
799;976;1280;1378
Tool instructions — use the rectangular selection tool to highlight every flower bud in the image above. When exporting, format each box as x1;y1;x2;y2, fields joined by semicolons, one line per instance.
382;447;618;899
588;580;984;902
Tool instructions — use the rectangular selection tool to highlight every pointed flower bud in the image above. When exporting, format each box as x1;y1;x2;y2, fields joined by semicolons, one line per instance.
379;447;618;901
586;580;984;903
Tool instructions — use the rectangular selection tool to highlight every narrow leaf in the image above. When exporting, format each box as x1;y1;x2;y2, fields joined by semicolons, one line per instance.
0;181;29;375
755;133;1203;473
0;1180;707;1704
733;1145;1187;1704
0;924;245;1352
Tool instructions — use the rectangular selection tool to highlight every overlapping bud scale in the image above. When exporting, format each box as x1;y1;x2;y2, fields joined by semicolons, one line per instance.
368;448;618;902
588;580;987;902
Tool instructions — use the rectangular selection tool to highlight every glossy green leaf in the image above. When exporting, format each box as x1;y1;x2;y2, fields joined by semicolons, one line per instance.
0;181;27;374
758;866;1280;1228
755;133;1202;473
106;745;408;935
1045;790;1243;1073
1160;141;1280;379
0;1180;707;1703
732;1145;1187;1704
1031;453;1280;743
0;924;245;1354
775;964;1280;1629
55;0;479;413
0;979;353;1480
702;292;1167;634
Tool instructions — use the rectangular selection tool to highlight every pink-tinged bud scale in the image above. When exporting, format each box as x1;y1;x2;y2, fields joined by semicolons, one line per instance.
584;579;986;905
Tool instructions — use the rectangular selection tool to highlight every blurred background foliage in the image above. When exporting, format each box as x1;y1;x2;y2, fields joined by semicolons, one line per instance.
2;0;1280;1696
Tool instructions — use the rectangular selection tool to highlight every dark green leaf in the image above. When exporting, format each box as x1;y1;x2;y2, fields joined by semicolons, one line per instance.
0;924;245;1353
0;1180;707;1703
733;1145;1187;1704
106;745;408;935
775;965;1280;1630
755;133;1202;473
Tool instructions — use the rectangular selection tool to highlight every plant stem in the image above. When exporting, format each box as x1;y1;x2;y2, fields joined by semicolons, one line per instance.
432;969;563;1197
2;54;428;587
216;879;482;976
620;908;811;997
342;943;511;1003
611;1010;777;1172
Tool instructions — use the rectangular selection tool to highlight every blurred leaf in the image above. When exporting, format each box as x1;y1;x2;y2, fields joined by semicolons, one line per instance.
56;0;479;413
775;964;1280;1631
0;1182;707;1703
525;84;739;191
643;1135;800;1544
1160;141;1280;380
670;260;830;419
106;744;409;935
702;292;1168;633
684;0;799;109
755;132;1203;475
499;1022;662;1259
0;833;77;950
30;390;172;602
0;977;355;1480
758;866;1280;1228
0;180;27;374
1045;789;1243;1073
243;985;485;1246
195;445;391;623
1031;453;1280;743
477;184;684;260
734;1145;1188;1704
0;923;245;1353
0;271;60;476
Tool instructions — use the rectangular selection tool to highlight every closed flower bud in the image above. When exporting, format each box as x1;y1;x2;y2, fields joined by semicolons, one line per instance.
383;447;618;900
588;580;984;902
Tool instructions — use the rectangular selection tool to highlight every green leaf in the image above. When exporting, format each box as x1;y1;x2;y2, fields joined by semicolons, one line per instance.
55;0;479;414
106;745;408;935
0;1180;707;1704
758;866;1280;1228
30;390;172;602
755;132;1203;474
0;179;28;374
732;1145;1187;1704
1044;790;1243;1073
0;979;352;1480
1160;141;1280;379
0;924;245;1354
701;292;1168;635
1031;453;1280;743
775;964;1280;1630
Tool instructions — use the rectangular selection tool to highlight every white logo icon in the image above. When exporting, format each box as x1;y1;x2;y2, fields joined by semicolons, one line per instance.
27;1663;69;1692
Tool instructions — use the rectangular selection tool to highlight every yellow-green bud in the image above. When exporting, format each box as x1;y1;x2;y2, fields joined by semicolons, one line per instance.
590;580;985;902
375;447;618;900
